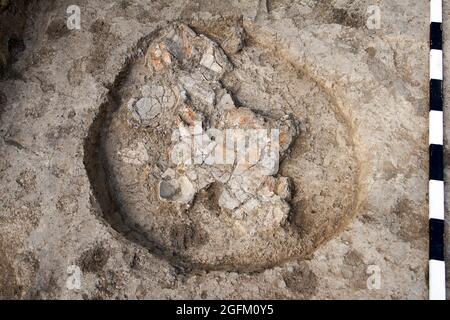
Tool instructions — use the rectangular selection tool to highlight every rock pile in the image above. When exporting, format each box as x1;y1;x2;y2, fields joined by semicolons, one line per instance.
127;24;299;232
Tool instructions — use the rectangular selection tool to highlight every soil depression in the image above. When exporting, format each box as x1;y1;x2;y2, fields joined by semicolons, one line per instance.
84;20;361;272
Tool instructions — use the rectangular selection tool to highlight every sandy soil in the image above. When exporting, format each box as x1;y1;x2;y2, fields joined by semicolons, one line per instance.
0;0;447;299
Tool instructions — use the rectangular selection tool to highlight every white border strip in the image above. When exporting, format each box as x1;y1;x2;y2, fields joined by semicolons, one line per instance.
430;49;443;80
431;0;443;23
429;180;445;220
429;110;444;145
429;260;446;300
429;0;446;301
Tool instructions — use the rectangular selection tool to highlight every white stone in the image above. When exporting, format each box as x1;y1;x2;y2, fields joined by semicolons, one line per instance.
217;93;235;110
179;74;215;106
200;52;223;74
177;176;196;204
258;149;279;176
136;97;161;120
218;188;241;210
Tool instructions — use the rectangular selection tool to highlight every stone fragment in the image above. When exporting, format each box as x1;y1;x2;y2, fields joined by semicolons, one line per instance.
146;23;232;82
117;142;149;165
179;105;203;126
159;180;177;199
216;92;235;111
178;73;215;106
195;36;231;77
268;202;290;227
200;47;223;74
147;42;173;71
258;149;279;176
218;187;241;211
136;97;160;119
278;118;298;153
210;168;231;184
222;24;245;54
225;107;265;128
127;85;176;127
275;177;292;201
158;175;196;204
232;198;260;220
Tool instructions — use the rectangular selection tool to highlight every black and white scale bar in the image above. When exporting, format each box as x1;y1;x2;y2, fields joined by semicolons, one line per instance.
429;0;446;301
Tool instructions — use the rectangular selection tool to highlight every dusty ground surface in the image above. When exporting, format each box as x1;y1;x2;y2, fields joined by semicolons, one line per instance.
0;0;447;299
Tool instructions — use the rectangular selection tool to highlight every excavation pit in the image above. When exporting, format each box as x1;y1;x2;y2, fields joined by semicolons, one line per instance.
85;21;360;272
